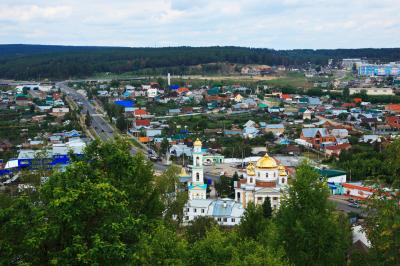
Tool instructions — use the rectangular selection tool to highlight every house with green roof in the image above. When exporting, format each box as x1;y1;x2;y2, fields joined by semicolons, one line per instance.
207;87;221;96
318;168;347;195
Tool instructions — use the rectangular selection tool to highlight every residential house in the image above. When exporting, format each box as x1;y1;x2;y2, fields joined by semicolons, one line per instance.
385;104;400;113
32;115;46;123
300;128;336;149
349;87;394;96
177;87;190;95
331;129;349;138
233;94;244;102
15;93;32;106
386;116;400;129
182;107;194;114
134;109;150;118
168;109;181;115
243;120;256;128
170;144;192;157
280;94;292;102
325;143;352;157
147;88;158;98
264;124;285;135
224;129;243;137
134;119;151;129
243;126;259;139
303;109;312;120
343;182;375;200
146;129;162;138
51;107;69;118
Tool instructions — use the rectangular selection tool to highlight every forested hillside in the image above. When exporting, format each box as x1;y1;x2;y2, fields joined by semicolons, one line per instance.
1;44;400;80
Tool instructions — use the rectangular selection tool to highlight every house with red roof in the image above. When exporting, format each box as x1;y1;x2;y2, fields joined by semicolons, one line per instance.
342;103;356;108
385;104;400;113
134;109;150;118
280;94;292;102
343;183;375;200
134;119;150;129
177;87;190;95
325;143;351;157
386;116;400;129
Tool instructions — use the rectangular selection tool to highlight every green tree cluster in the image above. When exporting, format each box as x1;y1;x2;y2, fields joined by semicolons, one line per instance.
6;140;400;265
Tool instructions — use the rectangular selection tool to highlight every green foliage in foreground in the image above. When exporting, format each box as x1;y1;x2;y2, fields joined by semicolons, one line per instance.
0;139;396;265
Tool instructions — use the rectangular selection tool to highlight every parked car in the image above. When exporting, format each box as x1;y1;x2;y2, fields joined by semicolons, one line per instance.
348;202;360;208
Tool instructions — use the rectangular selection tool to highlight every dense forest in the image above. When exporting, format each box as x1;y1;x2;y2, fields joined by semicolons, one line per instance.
1;45;400;80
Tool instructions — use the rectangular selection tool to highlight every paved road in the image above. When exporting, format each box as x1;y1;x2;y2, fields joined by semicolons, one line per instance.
329;197;364;215
57;81;219;177
58;82;114;141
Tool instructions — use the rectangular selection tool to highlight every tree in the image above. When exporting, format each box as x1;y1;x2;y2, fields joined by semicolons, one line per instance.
110;79;120;88
154;165;188;225
238;202;268;240
87;88;93;100
262;197;273;219
384;139;400;187
186;216;218;244
188;227;287;266
276;161;351;266
352;63;358;74
215;175;232;198
338;112;348;121
0;139;165;264
230;172;239;196
85;110;91;127
116;116;128;132
135;223;188;265
363;186;400;265
160;137;170;156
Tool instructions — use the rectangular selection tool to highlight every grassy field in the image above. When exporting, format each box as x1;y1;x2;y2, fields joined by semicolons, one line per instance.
262;72;313;89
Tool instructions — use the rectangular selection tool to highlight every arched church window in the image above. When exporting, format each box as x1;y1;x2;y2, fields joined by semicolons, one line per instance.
196;172;200;181
237;192;241;199
250;177;253;183
257;172;260;177
266;173;269;178
282;178;285;184
196;157;200;166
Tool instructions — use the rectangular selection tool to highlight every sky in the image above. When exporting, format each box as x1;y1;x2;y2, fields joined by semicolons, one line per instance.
0;0;399;49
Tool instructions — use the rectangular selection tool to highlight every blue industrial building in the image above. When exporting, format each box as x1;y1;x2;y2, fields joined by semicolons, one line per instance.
358;64;400;77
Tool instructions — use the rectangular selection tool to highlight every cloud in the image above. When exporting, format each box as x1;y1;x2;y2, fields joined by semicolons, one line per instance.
0;4;71;22
0;0;399;49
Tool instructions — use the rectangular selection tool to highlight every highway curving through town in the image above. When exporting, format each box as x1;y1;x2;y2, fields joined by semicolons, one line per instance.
57;81;217;178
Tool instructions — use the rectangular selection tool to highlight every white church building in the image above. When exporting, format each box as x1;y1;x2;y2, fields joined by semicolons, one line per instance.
234;154;288;209
183;139;244;226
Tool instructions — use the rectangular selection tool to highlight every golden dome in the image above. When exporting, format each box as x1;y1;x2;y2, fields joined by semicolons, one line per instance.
179;167;189;177
256;153;278;169
193;138;202;147
246;162;256;176
279;165;287;176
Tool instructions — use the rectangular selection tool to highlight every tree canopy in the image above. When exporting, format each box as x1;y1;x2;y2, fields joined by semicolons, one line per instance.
1;139;398;265
2;45;400;79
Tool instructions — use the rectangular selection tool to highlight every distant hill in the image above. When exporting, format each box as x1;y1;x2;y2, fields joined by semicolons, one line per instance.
0;44;399;80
